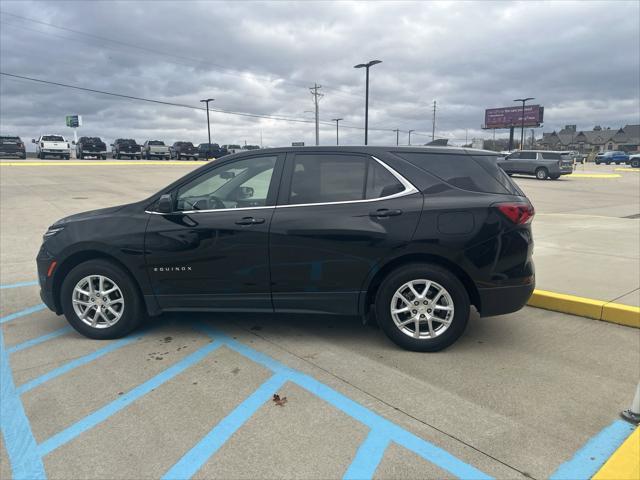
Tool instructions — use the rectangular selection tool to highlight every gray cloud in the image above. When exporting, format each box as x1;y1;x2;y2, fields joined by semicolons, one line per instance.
1;0;638;149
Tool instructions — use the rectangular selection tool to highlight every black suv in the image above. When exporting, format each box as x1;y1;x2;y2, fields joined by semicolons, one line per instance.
37;147;534;352
0;135;26;158
75;137;108;160
170;141;197;160
111;139;141;159
196;143;228;160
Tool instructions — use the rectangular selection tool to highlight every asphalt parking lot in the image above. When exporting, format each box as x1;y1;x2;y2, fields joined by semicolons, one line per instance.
1;159;638;479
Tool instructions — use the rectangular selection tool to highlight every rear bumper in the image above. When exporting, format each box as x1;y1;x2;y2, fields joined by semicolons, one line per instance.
477;279;535;317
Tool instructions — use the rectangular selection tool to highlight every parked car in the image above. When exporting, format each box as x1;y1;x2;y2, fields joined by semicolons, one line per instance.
170;141;197;160
242;144;261;151
0;135;26;159
629;154;640;168
75;137;107;160
36;146;534;352
222;144;243;155
33;135;70;159
112;139;142;159
497;150;573;180
595;151;629;165
142;140;170;160
196;143;228;160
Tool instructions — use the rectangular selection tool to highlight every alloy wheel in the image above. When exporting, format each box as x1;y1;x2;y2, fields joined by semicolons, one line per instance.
72;275;125;329
390;279;454;339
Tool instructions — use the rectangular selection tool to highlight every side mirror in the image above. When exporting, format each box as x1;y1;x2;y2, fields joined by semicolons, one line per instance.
72;140;76;145
157;194;173;214
32;139;36;143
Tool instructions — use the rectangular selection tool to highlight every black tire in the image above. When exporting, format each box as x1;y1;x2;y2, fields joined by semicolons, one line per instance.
605;161;611;165
535;167;549;180
177;154;182;160
20;153;26;159
631;159;640;168
375;263;470;352
550;174;560;180
64;155;70;160
136;156;141;160
117;153;122;159
79;153;84;160
101;155;107;160
61;259;144;339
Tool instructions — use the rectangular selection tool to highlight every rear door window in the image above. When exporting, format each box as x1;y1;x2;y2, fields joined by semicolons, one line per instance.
394;152;523;196
541;152;561;160
519;152;537;160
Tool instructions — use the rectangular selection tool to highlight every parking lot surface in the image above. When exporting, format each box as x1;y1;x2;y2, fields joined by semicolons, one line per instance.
1;159;638;479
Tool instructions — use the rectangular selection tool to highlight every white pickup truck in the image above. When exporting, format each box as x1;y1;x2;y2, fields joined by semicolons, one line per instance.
33;134;71;159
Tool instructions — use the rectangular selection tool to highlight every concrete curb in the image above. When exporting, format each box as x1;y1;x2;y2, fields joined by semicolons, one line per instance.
528;289;640;328
593;426;640;480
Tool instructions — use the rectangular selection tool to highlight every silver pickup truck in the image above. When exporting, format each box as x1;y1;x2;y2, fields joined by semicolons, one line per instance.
498;150;574;180
142;140;170;160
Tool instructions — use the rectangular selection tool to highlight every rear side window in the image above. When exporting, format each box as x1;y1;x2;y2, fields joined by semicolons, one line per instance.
541;152;561;160
289;154;405;205
394;152;522;195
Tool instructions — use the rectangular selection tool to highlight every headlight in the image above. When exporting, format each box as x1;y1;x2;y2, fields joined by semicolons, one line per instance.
43;226;65;240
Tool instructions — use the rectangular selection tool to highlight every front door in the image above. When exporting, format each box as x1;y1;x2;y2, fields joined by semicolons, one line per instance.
269;151;423;315
145;154;283;311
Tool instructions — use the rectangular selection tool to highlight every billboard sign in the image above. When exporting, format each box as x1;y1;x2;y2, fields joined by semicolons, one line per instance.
484;105;543;129
65;115;82;128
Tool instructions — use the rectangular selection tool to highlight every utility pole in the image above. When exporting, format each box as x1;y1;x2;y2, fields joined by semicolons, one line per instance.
354;60;382;145
465;129;468;145
530;129;534;148
200;98;214;146
309;84;323;146
408;129;415;145
331;118;343;145
514;97;534;151
393;129;400;146
432;100;437;141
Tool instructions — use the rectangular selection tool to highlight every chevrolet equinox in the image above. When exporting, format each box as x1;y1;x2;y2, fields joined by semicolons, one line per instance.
37;146;535;351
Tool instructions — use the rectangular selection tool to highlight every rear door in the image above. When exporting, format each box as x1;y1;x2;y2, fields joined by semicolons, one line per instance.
269;151;423;315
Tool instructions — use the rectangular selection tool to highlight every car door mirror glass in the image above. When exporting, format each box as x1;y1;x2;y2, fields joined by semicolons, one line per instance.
157;194;173;214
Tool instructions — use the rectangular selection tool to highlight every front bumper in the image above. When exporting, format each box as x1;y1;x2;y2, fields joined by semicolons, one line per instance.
42;149;70;154
36;248;60;314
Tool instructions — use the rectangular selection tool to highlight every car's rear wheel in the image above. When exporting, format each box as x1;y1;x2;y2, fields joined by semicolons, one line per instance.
631;159;640;168
61;259;143;339
375;263;470;352
535;167;548;180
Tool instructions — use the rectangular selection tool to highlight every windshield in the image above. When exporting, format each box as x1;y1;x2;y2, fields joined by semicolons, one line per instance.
85;137;102;143
120;139;137;145
42;135;64;142
149;140;164;146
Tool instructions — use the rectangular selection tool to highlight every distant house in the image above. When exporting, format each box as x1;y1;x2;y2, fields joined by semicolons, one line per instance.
537;124;640;153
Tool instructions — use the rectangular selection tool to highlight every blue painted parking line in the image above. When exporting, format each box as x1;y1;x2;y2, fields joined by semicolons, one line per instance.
0;280;39;290
0;303;46;324
17;334;143;395
180;324;493;480
549;419;635;480
38;338;225;456
343;430;390;480
0;325;46;480
162;373;289;480
7;326;74;354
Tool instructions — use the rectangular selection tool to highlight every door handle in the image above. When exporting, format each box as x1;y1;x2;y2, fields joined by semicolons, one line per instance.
370;208;403;218
235;216;265;225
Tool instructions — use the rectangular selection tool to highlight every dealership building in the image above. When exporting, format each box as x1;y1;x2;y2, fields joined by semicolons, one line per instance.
537;124;640;153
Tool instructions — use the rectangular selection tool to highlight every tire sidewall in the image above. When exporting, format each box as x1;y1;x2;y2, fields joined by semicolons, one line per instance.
375;264;470;352
61;259;142;339
536;168;548;180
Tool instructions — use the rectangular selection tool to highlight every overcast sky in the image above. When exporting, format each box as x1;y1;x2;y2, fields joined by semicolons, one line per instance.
1;0;639;148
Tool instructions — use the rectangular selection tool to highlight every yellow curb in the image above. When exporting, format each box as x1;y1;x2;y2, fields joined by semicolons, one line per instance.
593;426;639;480
615;168;640;172
528;289;640;328
0;161;202;166
568;173;622;178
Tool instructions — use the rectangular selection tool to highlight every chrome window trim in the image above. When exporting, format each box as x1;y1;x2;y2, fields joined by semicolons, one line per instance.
145;155;418;215
277;156;418;209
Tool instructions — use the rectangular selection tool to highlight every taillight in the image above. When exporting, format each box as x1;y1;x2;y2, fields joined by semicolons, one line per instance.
495;203;534;224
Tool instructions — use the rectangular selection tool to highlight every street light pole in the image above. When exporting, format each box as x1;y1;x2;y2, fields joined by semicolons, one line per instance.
393;129;400;146
408;129;415;145
331;118;343;145
200;98;214;146
513;97;534;150
354;60;382;145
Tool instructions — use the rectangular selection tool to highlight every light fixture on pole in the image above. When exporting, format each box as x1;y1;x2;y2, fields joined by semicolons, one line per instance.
200;98;214;146
513;97;534;150
354;60;382;145
331;118;343;145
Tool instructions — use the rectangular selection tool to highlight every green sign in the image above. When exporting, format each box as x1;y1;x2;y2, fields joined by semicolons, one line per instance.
65;115;81;128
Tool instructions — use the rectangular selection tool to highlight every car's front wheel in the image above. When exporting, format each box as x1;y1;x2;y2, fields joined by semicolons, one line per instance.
61;259;143;339
375;263;470;352
535;167;548;180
